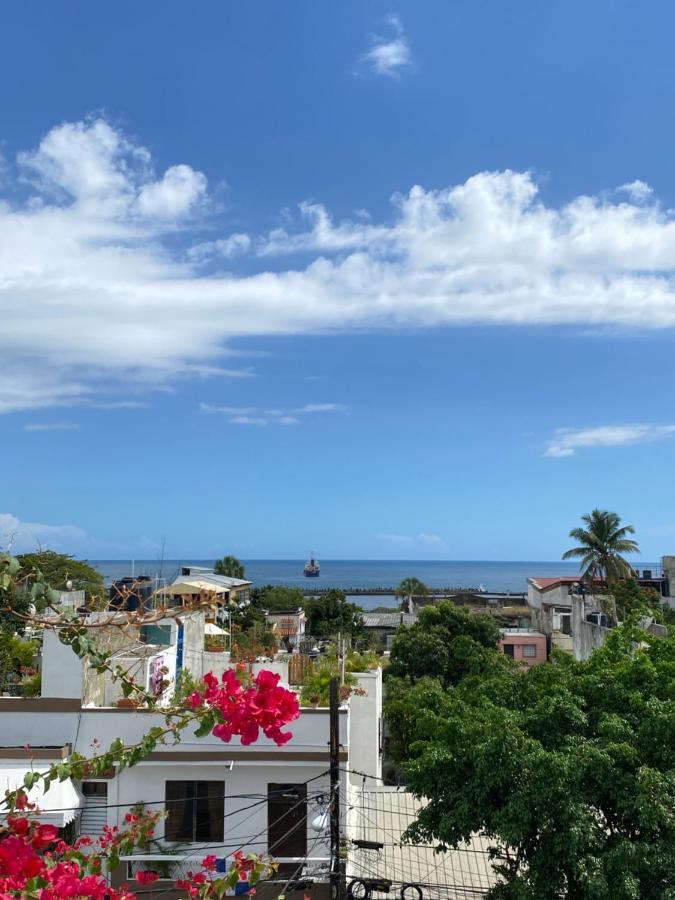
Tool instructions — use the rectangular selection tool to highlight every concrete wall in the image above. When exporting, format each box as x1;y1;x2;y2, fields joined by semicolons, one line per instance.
347;669;383;786
41;629;82;699
571;596;611;661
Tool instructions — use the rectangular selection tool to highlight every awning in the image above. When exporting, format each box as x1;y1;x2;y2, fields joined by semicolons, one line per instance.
204;622;228;635
0;766;83;827
157;580;230;595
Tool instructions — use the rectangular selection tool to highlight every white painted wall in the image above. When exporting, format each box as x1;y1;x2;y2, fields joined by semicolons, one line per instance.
41;629;82;699
347;669;382;787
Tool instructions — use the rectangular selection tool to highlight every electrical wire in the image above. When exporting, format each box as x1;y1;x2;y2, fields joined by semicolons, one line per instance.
2;770;331;815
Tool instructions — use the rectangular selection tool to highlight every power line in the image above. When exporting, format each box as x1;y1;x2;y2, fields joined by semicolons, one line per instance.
1;770;330;816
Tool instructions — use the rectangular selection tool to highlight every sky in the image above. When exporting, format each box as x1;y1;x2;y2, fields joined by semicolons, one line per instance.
2;0;675;561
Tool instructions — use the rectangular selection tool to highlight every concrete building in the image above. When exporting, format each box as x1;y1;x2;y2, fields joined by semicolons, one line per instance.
1;603;383;899
265;608;308;650
498;629;547;666
362;611;417;649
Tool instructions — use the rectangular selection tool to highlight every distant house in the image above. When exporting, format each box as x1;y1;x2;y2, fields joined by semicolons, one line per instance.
362;612;417;649
499;629;547;666
265;608;307;650
157;572;252;608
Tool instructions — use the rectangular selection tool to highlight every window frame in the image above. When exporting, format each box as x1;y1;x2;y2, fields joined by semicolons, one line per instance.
164;780;225;843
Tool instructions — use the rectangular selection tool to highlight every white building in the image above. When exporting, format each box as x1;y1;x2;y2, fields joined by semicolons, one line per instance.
1;609;383;899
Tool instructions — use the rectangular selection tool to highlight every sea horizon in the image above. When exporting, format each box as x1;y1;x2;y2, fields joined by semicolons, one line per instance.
90;557;659;602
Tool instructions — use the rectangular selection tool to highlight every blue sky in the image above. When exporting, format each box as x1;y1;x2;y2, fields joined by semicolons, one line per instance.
2;0;675;560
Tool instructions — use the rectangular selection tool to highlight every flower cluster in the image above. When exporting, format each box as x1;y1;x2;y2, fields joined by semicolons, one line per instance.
176;850;267;898
189;667;300;746
0;667;292;897
0;799;137;899
0;800;268;899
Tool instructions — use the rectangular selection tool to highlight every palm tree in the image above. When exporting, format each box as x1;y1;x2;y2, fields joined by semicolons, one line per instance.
395;577;429;611
562;509;639;584
214;555;246;579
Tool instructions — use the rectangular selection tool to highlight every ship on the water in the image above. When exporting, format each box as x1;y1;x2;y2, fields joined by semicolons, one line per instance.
303;553;320;577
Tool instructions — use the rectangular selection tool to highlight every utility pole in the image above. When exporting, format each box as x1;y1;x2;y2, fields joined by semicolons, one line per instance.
329;676;343;900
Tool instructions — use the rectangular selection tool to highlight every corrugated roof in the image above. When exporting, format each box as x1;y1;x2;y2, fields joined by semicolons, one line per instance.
362;613;417;628
347;788;498;899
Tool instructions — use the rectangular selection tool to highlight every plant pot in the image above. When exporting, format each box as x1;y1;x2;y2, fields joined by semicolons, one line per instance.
116;698;140;709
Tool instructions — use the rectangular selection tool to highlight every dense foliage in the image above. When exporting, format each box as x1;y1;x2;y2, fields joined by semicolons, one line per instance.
388;626;675;899
16;551;105;599
386;601;502;687
304;589;366;641
251;586;367;641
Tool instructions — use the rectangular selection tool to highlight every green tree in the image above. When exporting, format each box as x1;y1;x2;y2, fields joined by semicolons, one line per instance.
611;579;663;623
390;626;675;899
253;585;305;612
304;589;366;641
395;577;429;609
16;551;104;601
562;509;639;583
213;555;246;578
387;601;502;688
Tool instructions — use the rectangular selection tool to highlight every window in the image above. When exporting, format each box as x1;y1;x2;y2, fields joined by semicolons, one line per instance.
80;782;108;836
502;643;515;657
140;623;172;646
522;644;537;658
165;781;224;842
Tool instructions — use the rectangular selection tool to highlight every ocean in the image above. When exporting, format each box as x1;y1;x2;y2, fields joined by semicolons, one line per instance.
90;558;657;610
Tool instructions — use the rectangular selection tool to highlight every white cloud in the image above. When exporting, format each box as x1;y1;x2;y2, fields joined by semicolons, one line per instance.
360;14;412;78
0;512;87;553
136;164;207;219
618;180;653;203
544;424;675;458
8;118;675;414
24;422;79;431
377;532;445;547
294;403;347;414
188;232;251;260
200;401;344;426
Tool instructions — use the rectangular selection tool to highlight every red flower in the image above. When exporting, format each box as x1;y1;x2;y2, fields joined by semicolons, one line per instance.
136;870;160;885
32;823;59;850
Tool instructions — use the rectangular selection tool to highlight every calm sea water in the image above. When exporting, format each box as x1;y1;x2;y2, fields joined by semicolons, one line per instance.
90;559;655;610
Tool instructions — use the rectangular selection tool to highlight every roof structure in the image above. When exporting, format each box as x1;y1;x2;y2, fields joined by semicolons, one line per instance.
362;613;418;628
528;576;581;591
160;573;251;594
347;788;498;899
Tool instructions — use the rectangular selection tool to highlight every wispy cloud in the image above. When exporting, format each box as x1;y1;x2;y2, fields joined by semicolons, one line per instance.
618;180;653;202
544;424;675;458
24;422;79;432
361;14;412;78
200;401;345;427
294;403;347;414
0;511;87;553
377;532;445;547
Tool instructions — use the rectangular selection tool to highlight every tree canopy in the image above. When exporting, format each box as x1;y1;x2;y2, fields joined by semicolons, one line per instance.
16;551;104;600
386;601;502;687
395;577;429;602
213;555;246;578
562;509;639;583
388;626;675;899
252;584;305;612
304;589;366;641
